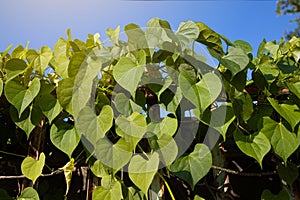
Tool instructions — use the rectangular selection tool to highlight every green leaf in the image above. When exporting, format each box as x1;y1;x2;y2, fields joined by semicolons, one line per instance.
287;82;300;99
114;93;142;116
68;52;85;78
233;93;254;122
59;158;75;195
233;40;252;54
90;160;110;178
50;123;79;158
149;134;178;166
39;94;62;123
196;22;224;55
147;116;178;138
260;117;299;163
56;77;74;114
265;42;279;60
10;106;35;139
124;187;146;200
18;187;39;200
95;138;132;172
221;47;249;76
115;112;147;139
125;23;148;52
31;46;52;73
258;62;279;82
201;105;236;140
170;143;212;189
113;57;144;96
106;26;120;45
194;195;205;200
277;162;299;186
0;79;3;96
92;180;123;200
179;72;222;114
268;97;300;130
76;105;113;147
21;153;45;184
234;129;271;168
5;58;27;81
11;44;27;59
128;152;159;195
5;78;41;117
176;20;200;50
261;189;290;200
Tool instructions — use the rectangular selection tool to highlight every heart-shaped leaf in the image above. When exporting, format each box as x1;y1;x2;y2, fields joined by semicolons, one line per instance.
261;189;290;200
115;112;147;139
10;106;35;139
90;160;110;178
128;152;159;194
5;58;27;81
234;129;271;168
76;105;113;147
221;47;249;76
18;187;39;200
92;180;123;200
176;20;200;50
29;46;53;73
170;143;212;189
147;116;178;138
95;138;132;172
113;57;144;96
39;94;62;123
21;153;45;184
260;117;299;163
277;162;299;186
268;97;300;130
50;122;79;158
200;104;235;140
179;72;222;114
5;78;41;117
56;77;74;114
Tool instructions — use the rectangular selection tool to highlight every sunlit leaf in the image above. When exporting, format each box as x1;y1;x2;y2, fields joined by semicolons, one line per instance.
170;144;212;189
128;152;159;195
21;153;45;184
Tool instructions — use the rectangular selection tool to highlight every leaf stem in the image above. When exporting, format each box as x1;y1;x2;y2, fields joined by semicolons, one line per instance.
137;144;149;160
156;172;175;200
0;150;26;158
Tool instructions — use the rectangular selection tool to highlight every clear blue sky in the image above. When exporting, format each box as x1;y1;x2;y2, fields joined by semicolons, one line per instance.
0;0;296;53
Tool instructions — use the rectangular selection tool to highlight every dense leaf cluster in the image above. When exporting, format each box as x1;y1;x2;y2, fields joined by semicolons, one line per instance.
0;18;300;199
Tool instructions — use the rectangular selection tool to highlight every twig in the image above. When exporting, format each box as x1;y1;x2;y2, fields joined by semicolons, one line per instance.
0;170;63;179
211;165;277;177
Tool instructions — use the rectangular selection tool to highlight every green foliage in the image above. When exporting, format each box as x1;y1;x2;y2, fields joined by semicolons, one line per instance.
0;17;300;199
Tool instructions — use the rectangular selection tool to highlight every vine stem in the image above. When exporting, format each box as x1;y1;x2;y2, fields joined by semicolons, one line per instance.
0;150;26;158
156;172;175;200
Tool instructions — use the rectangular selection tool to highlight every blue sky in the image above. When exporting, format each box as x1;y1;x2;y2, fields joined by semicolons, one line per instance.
0;0;296;54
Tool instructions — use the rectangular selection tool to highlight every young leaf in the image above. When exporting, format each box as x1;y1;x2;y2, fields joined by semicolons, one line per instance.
234;129;271;168
92;180;123;200
59;158;75;195
113;57;144;96
260;117;299;163
170;143;212;189
76;105;113;147
21;153;45;184
50;123;79;158
115;112;147;139
5;78;41;117
17;187;39;200
128;152;160;195
179;72;222;114
95;138;132;172
176;20;200;50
